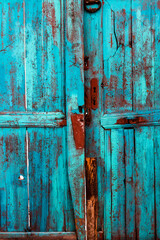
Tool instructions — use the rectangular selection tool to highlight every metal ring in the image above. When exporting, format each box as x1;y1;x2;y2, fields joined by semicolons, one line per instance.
84;0;101;13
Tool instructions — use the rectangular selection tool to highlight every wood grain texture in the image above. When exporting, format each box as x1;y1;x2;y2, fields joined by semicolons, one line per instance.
111;129;125;238
28;127;75;232
0;128;28;231
103;0;132;113
101;109;160;129
0;232;77;239
104;130;111;240
86;158;98;240
0;1;25;111
103;127;157;239
154;0;160;109
65;0;86;239
124;129;136;239
154;126;160;239
25;0;64;112
0;0;84;237
100;1;160;238
84;0;104;232
0;112;65;127
132;0;154;111
135;127;155;239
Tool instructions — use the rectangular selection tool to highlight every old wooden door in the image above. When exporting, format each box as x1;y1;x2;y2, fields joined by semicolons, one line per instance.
84;0;160;239
0;0;86;239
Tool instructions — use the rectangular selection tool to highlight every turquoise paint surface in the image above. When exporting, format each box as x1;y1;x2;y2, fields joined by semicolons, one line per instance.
0;0;85;238
1;0;160;239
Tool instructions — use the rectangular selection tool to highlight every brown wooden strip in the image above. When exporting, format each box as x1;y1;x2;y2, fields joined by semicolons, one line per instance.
86;157;98;240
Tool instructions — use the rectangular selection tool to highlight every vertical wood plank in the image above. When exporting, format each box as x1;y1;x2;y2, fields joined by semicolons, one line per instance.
0;128;28;231
104;130;112;240
103;0;132;113
25;0;64;112
65;0;86;238
111;129;125;238
132;2;155;238
124;129;136;239
132;0;154;111
86;159;96;239
86;157;98;240
28;128;75;232
84;0;103;231
154;0;160;109
25;0;43;111
42;0;65;112
135;127;155;239
154;126;160;239
0;1;25;111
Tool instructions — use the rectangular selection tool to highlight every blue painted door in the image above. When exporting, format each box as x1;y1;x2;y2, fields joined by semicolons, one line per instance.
84;0;160;239
0;0;86;239
1;0;160;239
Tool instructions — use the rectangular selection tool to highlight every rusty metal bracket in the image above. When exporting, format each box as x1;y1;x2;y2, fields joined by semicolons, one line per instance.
84;0;101;13
71;113;84;150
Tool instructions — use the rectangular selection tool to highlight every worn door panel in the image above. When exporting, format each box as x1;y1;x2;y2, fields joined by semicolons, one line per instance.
0;0;85;239
28;127;75;232
0;129;27;232
0;1;25;111
103;0;132;114
25;0;65;112
84;0;160;239
103;127;157;239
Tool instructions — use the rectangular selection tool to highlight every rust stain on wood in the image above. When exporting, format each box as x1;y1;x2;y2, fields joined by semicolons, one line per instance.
57;118;67;127
42;2;57;39
86;157;98;240
116;116;148;125
71;114;84;149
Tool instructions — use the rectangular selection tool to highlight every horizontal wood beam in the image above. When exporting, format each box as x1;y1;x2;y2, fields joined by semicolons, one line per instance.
0;232;76;239
0;231;104;239
0;112;66;128
101;110;160;129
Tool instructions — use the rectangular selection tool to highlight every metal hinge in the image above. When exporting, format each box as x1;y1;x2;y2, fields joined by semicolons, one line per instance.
84;0;101;13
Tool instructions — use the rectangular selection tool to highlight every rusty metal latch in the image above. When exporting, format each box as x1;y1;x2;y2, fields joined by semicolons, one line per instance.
84;0;101;13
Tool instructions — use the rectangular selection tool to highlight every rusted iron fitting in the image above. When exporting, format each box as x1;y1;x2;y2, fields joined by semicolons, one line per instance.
84;0;101;13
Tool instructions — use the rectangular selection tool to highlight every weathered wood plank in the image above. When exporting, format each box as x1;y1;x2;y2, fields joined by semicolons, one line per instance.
0;231;104;239
111;129;125;238
0;128;28;231
28;128;75;232
124;129;136;239
25;0;64;112
65;0;86;239
42;0;65;112
132;0;154;111
103;0;132;113
84;0;103;232
0;1;25;111
154;0;160;109
135;127;155;239
0;232;77;239
86;158;98;240
0;112;65;127
104;130;112;240
101;110;160;129
154;126;160;239
0;112;66;128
